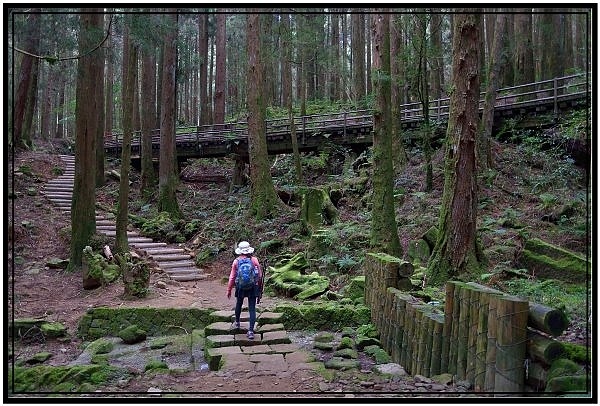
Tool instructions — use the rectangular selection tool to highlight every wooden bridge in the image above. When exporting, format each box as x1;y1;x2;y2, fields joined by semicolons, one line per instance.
104;73;590;162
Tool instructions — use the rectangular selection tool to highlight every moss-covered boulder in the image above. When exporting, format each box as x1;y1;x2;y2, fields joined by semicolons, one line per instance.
268;253;330;300
314;331;335;343
118;325;147;344
140;211;182;242
144;359;169;373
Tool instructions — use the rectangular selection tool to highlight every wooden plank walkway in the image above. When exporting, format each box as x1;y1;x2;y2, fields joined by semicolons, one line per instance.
41;155;204;282
104;72;590;161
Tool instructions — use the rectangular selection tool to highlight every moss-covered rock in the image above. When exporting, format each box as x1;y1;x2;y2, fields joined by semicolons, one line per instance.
9;365;130;393
118;324;147;344
300;187;338;232
333;347;358;359
40;322;67;338
144;359;169;373
314;331;335;343
268;253;330;300
356;323;379;339
356;336;381;351
547;358;585;382
340;276;365;301
364;345;391;364
26;352;52;364
341;327;356;338
407;239;431;265
562;342;590;364
314;341;334;351
337;336;354;350
274;302;370;331
85;338;115;355
324;357;360;370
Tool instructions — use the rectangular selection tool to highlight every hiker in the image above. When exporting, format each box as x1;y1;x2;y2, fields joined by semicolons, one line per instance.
226;241;263;339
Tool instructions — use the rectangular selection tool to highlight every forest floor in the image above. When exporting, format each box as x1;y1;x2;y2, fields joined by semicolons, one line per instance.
6;132;591;399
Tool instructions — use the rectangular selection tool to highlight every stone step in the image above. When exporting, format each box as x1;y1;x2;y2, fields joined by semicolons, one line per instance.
126;237;154;243
146;248;186;255
209;310;283;325
162;267;203;275
44;186;73;191
151;254;192;262
96;225;117;230
170;274;206;282
97;230;139;237
158;260;196;269
130;242;168;249
96;220;115;226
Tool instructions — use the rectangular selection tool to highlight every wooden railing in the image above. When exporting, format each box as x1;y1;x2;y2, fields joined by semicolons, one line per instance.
104;72;590;152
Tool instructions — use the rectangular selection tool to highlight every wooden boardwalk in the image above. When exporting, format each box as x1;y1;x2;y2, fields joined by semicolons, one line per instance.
104;73;590;161
41;155;205;282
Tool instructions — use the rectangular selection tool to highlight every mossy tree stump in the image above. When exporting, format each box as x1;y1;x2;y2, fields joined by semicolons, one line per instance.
300;187;338;232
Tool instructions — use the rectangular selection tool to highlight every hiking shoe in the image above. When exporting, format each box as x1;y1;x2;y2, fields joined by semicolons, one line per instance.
232;321;240;330
247;331;254;340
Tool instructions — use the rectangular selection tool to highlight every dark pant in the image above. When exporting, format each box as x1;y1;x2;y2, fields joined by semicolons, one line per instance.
235;287;257;331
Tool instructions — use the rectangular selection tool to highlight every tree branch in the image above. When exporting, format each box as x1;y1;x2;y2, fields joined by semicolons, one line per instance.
10;14;113;64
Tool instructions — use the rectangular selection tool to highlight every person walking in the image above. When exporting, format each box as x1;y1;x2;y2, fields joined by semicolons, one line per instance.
226;241;263;339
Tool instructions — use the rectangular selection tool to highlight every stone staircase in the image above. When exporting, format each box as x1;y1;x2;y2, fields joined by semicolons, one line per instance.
42;155;204;282
203;310;315;373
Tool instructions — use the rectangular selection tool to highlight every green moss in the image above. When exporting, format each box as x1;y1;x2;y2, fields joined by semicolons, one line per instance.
340;276;365;300
521;249;589;283
337;336;354;350
118;324;147;344
274;302;370;331
40;322;67;338
144;359;169;372
562;342;591;364
314;332;335;343
85;338;114;355
9;365;130;393
547;358;585;382
367;252;403;263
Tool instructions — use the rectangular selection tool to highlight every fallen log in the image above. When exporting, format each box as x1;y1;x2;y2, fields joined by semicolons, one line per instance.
527;329;565;365
518;238;590;284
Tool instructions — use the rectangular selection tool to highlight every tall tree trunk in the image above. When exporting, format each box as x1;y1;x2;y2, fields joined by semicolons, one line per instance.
214;12;226;125
416;14;433;192
95;15;106;188
155;44;163;130
13;9;41;149
116;20;137;255
158;11;182;218
352;12;365;106
479;12;507;171
370;12;402;258
429;12;444;99
428;12;485;286
390;13;408;172
40;64;54;140
247;12;281;219
198;12;209;126
281;13;292;109
365;15;372;95
540;11;565;80
68;10;102;275
140;42;157;196
514;9;535;85
104;9;114;136
55;74;65;139
501;14;514;87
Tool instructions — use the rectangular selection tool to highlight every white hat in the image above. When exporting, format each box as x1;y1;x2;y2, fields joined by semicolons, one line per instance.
235;241;254;255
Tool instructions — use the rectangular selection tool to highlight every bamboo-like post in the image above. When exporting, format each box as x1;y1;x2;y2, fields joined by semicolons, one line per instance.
388;290;399;361
400;296;411;369
456;283;471;380
484;293;501;391
474;290;490;391
448;281;463;376
466;286;480;383
403;303;415;374
422;314;434;377
494;295;529;392
393;291;411;364
430;313;444;376
412;305;423;375
441;281;456;373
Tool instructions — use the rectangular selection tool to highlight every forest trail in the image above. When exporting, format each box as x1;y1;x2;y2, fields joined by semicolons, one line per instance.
41;155;205;282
